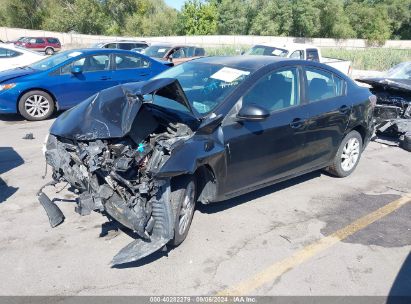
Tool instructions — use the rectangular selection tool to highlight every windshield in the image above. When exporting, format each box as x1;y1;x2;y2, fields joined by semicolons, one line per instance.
152;62;251;115
385;62;411;80
29;50;83;71
92;42;105;48
143;45;171;58
245;45;289;57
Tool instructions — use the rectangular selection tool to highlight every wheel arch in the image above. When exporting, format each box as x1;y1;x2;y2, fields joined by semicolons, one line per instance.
348;124;367;145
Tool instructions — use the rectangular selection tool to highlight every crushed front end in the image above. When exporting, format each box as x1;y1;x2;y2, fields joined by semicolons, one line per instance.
38;79;195;265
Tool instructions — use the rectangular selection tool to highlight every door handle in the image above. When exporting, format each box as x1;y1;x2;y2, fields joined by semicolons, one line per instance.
290;118;305;129
139;73;149;77
100;76;111;80
339;105;350;114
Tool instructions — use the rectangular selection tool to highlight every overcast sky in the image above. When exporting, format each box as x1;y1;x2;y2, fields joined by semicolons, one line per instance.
165;0;185;10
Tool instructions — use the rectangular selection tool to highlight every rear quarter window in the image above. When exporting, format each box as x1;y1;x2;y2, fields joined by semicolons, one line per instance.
305;67;346;103
0;48;21;58
47;38;60;44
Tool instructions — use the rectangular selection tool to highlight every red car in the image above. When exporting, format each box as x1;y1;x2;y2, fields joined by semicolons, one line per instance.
15;37;61;55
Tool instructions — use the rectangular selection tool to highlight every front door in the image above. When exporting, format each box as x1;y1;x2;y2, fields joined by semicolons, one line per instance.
222;67;309;195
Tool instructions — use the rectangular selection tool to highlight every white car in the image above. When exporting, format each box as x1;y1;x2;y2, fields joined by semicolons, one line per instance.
0;43;45;72
245;43;352;75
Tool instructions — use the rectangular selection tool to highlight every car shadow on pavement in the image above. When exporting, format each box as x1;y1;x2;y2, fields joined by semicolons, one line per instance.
0;147;24;203
0;111;62;122
388;252;411;302
0;113;25;122
197;170;322;214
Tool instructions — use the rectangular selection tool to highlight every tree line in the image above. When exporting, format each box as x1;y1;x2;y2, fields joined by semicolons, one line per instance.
0;0;409;44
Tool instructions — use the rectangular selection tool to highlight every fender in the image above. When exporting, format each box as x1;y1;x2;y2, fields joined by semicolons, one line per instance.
155;135;226;178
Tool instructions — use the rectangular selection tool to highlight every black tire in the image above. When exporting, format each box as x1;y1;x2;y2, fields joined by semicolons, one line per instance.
400;132;411;152
169;175;196;246
18;90;55;121
327;130;363;177
45;47;54;55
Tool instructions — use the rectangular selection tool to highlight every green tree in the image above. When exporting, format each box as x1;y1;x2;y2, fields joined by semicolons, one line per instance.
291;0;321;37
124;0;178;36
248;0;293;36
383;0;411;39
319;0;355;39
216;0;252;35
42;0;108;34
345;1;392;45
177;0;217;35
0;0;45;29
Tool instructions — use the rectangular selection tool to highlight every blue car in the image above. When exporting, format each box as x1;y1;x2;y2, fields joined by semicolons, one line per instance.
0;49;171;120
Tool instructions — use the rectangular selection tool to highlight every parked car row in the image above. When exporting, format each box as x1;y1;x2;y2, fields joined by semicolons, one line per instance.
0;49;171;120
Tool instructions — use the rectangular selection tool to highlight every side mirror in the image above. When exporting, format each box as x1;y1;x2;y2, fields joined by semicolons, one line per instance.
237;104;270;121
71;66;82;74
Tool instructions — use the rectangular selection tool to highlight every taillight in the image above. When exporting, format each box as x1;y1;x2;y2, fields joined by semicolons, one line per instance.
369;95;377;108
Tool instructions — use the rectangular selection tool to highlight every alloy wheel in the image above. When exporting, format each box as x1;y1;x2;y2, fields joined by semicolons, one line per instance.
178;182;195;235
341;137;360;172
24;95;50;118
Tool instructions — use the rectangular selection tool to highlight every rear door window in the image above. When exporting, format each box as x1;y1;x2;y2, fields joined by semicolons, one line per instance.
35;38;45;44
306;49;319;62
104;43;117;49
304;67;345;102
114;54;150;69
118;43;136;50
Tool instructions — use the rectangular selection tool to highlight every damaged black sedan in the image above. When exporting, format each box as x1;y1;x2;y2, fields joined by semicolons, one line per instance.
39;56;375;265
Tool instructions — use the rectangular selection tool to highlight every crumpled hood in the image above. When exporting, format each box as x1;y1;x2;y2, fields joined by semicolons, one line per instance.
0;67;36;83
357;77;411;93
50;78;195;141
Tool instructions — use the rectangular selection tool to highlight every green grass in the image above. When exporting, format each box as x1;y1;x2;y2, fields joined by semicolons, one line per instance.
321;48;411;71
205;46;411;71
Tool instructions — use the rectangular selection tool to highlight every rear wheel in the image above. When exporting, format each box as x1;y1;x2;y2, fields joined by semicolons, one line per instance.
169;175;196;246
18;90;55;121
327;130;362;177
45;47;54;55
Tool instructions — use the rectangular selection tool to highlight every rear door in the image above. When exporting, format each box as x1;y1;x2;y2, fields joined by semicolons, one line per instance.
302;66;351;168
111;53;153;84
50;53;115;108
222;66;310;194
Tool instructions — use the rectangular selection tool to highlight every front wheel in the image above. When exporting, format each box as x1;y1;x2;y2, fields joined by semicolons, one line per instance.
18;90;55;121
169;175;197;246
327;130;363;177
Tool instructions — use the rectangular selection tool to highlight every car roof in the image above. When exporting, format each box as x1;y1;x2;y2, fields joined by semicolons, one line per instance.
62;48;153;58
149;43;200;48
256;42;318;51
194;55;290;71
101;40;147;44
